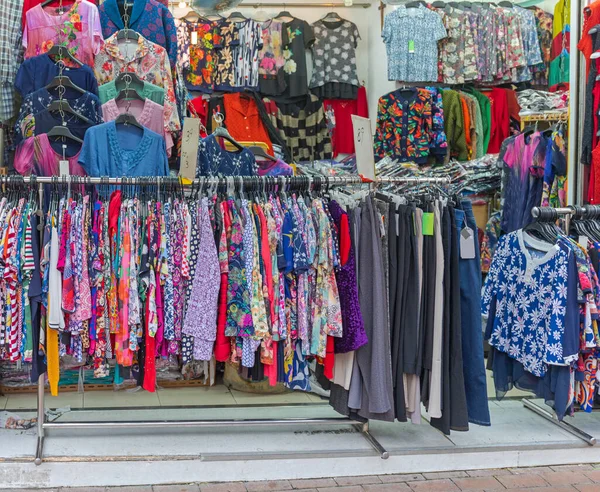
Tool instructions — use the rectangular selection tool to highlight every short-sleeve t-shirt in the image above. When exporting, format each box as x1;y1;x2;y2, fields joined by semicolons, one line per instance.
78;120;169;177
309;19;360;93
22;0;104;67
382;5;446;82
281;18;315;98
14;54;99;97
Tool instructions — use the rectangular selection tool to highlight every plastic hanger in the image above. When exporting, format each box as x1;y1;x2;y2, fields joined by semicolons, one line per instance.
274;10;294;22
116;26;140;41
228;11;247;22
115;112;144;130
46;125;84;144
249;145;277;162
46;44;83;67
46;74;86;94
47;99;92;124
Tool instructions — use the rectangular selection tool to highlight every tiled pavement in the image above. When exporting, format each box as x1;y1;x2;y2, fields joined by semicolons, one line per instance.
4;464;600;492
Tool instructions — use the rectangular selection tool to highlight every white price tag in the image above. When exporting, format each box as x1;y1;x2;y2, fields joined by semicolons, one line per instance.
460;226;476;259
191;31;198;45
351;115;376;182
179;117;200;181
59;160;70;177
579;235;589;249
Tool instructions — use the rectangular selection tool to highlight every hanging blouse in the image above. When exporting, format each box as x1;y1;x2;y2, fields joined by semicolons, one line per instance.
14;88;103;145
78;120;169;177
232;19;263;91
213;19;240;92
23;0;103;67
98;78;165;106
374;88;439;164
482;230;579;377
437;6;478;84
98;0;178;69
258;19;287;96
309;19;361;99
14;133;87;176
531;7;554;86
223;93;273;156
382;5;446;83
263;94;332;162
101;97;173;155
196;134;257;177
15;54;99;98
175;18;219;93
93;33;180;132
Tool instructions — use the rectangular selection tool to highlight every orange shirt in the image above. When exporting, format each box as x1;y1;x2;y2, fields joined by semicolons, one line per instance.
460;95;472;159
579;0;600;75
223;93;274;156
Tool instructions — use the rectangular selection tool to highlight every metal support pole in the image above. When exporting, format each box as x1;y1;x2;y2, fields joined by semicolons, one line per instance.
522;399;597;446
568;0;582;205
35;375;45;466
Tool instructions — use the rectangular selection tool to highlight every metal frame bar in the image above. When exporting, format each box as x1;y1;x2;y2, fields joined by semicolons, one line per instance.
26;174;449;465
522;399;596;446
170;2;372;8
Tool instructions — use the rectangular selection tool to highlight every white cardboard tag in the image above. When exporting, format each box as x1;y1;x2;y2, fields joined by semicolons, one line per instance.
59;160;69;176
351;115;375;181
179;117;200;181
460;226;476;259
579;235;589;249
191;31;198;45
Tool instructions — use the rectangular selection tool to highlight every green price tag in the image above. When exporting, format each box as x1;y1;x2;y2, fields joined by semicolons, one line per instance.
408;40;415;53
422;212;434;236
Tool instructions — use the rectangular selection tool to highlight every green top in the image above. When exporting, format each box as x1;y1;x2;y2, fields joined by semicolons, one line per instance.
98;79;166;106
466;88;491;155
549;53;570;87
462;92;484;159
441;89;468;161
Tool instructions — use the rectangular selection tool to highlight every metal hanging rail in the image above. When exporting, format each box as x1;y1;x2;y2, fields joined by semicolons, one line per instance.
170;1;372;8
7;173;450;465
522;206;596;446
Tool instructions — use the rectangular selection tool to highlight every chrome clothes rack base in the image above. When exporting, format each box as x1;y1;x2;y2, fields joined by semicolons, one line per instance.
15;174;451;465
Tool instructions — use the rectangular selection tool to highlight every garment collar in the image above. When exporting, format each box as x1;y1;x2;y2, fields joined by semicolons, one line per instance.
103;32;149;62
226;93;259;118
102;0;145;30
395;4;426;18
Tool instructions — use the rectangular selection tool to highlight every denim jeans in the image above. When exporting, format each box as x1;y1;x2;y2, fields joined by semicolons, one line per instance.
455;200;491;426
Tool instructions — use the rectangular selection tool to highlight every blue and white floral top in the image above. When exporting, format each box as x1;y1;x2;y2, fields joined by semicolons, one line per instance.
482;230;579;377
382;5;446;82
196;134;257;177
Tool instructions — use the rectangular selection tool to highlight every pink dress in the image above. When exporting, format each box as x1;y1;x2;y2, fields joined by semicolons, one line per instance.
23;0;103;67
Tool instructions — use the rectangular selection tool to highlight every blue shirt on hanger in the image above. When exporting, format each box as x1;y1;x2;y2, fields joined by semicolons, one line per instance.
79;120;169;177
14;54;99;98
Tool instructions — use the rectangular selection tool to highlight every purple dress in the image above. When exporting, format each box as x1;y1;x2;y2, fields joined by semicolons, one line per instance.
328;201;367;353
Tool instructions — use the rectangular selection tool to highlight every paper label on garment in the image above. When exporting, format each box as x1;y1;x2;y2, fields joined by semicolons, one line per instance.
422;212;434;236
351;115;376;181
579;235;589;249
408;40;415;54
191;31;198;45
179;117;200;181
59;160;69;176
460;226;476;259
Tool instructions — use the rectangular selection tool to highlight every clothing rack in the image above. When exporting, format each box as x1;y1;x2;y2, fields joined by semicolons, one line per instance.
522;206;597;446
8;173;451;465
170;2;372;8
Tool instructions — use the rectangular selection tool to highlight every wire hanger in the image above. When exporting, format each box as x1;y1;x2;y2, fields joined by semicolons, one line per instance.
116;1;140;42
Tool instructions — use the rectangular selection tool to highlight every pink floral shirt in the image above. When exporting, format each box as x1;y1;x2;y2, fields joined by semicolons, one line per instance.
23;0;103;67
94;33;181;132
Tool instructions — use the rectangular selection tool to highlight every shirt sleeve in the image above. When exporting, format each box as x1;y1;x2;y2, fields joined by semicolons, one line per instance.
162;5;179;70
14;63;31;98
561;252;581;364
433;12;447;41
159;138;169;176
352;22;361;49
381;13;391;43
90;3;104;55
303;21;315;48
